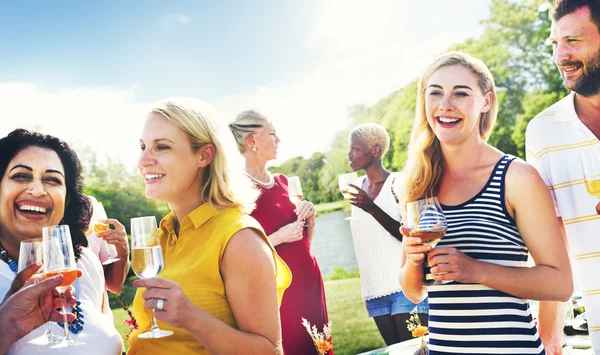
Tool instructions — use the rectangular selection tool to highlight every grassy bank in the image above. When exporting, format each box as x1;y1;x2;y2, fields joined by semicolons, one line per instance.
315;199;348;215
113;277;384;354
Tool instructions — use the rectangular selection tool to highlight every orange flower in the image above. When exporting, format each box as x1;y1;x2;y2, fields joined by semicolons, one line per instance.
412;326;429;338
316;340;333;353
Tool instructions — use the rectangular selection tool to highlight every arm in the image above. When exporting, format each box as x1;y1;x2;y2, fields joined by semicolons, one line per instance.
398;226;429;303
538;218;570;355
1;273;76;353
135;228;284;354
267;221;304;247
348;184;402;241
98;218;130;294
429;161;573;301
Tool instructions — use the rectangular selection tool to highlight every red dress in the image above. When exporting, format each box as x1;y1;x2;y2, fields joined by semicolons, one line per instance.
251;174;331;355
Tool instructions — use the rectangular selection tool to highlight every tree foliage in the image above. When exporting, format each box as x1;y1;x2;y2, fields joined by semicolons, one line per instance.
270;0;568;203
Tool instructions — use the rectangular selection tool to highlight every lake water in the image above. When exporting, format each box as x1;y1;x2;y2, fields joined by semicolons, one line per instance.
310;210;358;275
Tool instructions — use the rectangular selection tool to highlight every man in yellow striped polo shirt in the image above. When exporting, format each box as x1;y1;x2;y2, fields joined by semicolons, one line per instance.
526;1;600;354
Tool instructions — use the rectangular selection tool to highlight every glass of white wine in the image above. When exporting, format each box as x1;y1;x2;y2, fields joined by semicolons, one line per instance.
339;172;359;220
288;176;303;206
581;150;600;198
18;239;59;345
406;197;448;285
130;216;173;339
42;225;84;348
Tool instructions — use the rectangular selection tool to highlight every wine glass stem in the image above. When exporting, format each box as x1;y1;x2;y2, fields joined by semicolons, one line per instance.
60;293;71;342
150;309;160;333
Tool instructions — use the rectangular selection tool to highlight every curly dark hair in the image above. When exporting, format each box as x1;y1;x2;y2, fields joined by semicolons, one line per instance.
0;129;91;260
552;0;600;32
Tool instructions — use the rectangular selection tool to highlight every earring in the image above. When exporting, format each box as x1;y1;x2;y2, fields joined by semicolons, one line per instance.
252;146;257;152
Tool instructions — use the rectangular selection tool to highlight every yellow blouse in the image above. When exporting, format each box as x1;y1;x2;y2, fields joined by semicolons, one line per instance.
127;204;291;355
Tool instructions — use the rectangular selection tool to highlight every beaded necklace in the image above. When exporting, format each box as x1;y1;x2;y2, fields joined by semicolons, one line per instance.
0;242;84;334
0;243;18;273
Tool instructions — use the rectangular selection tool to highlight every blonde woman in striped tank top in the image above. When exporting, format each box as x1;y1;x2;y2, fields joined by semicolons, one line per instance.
398;52;573;354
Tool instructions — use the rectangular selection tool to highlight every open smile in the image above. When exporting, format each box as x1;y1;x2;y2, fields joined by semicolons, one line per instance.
145;173;165;184
436;116;462;128
15;201;50;220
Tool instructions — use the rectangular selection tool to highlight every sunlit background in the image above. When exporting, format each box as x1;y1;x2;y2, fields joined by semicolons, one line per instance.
0;0;491;169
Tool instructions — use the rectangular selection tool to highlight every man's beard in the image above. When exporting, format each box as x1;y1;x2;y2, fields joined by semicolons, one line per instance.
563;47;600;97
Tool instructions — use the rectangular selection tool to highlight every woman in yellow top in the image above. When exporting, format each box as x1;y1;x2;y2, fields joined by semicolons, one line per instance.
127;98;291;355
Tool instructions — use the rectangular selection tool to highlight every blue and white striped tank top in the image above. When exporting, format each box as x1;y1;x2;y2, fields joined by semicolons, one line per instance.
428;154;545;354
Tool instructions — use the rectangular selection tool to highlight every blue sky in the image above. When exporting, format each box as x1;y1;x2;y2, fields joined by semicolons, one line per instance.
0;0;492;169
0;1;314;100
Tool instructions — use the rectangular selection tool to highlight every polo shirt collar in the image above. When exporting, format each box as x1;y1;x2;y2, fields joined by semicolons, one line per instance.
160;203;218;242
554;92;577;123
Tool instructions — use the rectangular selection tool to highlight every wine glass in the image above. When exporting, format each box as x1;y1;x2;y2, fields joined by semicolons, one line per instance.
580;150;600;198
339;172;359;220
287;176;303;206
18;239;59;345
406;197;448;285
94;202;121;265
42;225;84;348
130;216;173;339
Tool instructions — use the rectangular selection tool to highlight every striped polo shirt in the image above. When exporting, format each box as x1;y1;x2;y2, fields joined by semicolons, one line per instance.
526;92;600;350
428;155;545;354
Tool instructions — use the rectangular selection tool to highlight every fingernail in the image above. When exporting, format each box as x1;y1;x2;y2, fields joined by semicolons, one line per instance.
52;275;64;283
34;261;42;267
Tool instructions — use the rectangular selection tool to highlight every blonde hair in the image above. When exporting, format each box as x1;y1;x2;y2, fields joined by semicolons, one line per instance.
403;52;498;202
349;122;390;156
228;110;269;154
150;98;259;213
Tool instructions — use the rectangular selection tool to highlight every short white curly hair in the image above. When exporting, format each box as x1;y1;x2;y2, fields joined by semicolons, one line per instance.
350;122;390;156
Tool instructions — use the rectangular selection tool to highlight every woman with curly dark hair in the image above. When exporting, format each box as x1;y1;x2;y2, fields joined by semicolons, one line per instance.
0;129;123;354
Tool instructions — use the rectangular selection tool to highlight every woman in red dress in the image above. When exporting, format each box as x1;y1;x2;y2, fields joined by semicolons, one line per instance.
229;110;331;355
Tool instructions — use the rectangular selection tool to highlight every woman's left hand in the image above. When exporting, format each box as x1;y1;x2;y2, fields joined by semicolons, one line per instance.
133;277;193;328
97;218;129;258
428;247;482;284
295;200;316;221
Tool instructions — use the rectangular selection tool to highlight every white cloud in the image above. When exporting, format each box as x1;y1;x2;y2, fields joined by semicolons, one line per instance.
1;1;492;170
0;83;151;169
215;0;492;165
159;14;190;26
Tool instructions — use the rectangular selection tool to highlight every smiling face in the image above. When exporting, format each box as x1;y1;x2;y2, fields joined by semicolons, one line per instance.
251;122;280;161
425;64;492;146
0;146;67;243
347;133;375;172
551;6;600;97
138;113;205;204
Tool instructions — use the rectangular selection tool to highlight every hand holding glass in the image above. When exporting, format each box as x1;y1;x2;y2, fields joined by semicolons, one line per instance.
405;197;448;285
94;202;121;265
339;173;359;220
18;239;60;345
42;225;83;348
130;216;173;339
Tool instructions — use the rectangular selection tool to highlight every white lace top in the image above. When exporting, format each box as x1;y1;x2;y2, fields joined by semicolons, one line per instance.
350;173;404;300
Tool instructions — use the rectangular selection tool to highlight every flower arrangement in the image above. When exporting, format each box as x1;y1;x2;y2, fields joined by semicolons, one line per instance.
406;307;428;355
301;318;333;355
116;295;139;339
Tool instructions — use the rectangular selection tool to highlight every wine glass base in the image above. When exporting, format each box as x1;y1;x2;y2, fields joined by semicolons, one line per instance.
138;329;174;339
49;339;86;348
102;257;121;265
